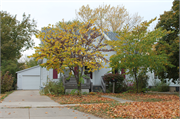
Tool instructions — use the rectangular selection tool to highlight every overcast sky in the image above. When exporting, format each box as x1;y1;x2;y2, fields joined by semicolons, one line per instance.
1;0;174;62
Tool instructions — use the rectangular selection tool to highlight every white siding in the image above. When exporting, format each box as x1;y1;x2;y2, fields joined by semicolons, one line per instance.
40;67;48;88
121;71;179;87
17;66;40;90
91;37;116;85
148;72;179;87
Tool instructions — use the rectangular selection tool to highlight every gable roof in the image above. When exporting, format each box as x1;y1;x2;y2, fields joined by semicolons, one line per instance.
41;26;120;43
16;65;40;73
104;31;119;41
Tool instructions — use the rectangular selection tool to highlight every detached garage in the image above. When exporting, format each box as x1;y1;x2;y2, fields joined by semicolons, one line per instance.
16;66;40;90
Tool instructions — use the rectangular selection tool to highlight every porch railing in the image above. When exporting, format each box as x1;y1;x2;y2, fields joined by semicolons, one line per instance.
63;75;91;90
101;76;106;93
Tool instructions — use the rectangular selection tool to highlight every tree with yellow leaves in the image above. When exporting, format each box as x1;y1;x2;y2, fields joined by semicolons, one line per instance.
76;4;142;31
30;19;113;95
106;18;174;93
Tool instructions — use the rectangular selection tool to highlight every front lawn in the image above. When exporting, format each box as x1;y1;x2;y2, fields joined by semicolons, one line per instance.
47;94;117;104
106;93;179;102
70;93;180;119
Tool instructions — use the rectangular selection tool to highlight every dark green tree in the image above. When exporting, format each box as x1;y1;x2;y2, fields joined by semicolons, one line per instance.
1;11;38;90
1;11;38;61
1;60;25;90
155;0;179;83
25;57;38;68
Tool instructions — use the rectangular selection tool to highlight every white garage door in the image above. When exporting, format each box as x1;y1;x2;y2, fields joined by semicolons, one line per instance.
22;75;40;90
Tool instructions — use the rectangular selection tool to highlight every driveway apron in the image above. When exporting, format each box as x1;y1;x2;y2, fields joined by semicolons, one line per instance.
0;90;102;119
0;90;60;108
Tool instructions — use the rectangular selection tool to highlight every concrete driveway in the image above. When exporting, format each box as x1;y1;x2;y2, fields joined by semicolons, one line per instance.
0;90;60;108
0;90;102;119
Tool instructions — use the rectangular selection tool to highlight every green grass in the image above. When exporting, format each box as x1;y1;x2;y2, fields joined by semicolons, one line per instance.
107;93;177;102
0;91;14;100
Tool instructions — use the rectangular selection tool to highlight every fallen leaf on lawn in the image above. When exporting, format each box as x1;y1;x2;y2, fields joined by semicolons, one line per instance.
48;95;115;104
45;112;48;114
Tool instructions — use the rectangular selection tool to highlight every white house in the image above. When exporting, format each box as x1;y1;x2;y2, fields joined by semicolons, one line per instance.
38;30;119;92
16;28;179;92
16;66;41;90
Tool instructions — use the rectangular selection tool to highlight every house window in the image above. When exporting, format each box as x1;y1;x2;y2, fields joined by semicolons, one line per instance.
84;66;92;79
53;69;58;79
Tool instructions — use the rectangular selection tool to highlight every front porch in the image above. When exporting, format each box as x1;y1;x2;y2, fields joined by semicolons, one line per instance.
62;76;93;93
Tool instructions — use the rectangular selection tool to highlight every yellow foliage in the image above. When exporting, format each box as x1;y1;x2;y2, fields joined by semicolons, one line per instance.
30;19;112;75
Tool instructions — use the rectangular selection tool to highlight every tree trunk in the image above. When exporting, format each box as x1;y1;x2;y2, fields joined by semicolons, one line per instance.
76;66;81;95
77;79;81;95
133;68;138;93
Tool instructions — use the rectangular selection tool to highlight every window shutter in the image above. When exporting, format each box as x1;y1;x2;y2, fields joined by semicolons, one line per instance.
53;69;58;79
121;69;125;79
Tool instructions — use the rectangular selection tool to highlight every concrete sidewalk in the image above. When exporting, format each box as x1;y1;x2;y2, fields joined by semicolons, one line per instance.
102;95;134;103
0;107;102;119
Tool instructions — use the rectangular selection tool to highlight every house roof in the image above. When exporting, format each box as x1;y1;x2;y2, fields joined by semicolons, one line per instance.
104;31;119;41
41;27;120;42
16;65;40;73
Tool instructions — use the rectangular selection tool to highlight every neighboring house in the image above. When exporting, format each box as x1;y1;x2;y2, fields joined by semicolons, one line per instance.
16;28;179;92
